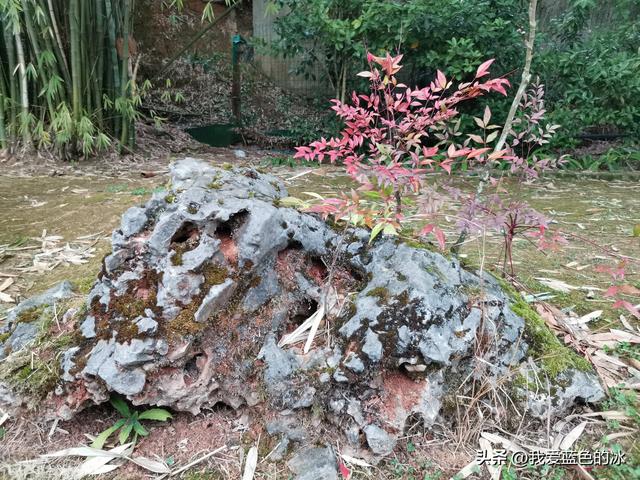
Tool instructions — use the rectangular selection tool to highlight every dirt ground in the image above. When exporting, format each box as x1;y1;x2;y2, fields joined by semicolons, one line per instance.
0;147;639;479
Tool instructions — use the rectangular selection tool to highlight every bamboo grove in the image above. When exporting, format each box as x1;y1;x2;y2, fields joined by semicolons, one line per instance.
0;0;137;156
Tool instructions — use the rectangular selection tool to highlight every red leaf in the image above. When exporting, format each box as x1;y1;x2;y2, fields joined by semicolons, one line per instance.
440;159;453;174
338;461;351;479
436;70;447;89
434;226;446;251
604;286;618;298
419;224;435;236
475;59;495;78
613;300;640;319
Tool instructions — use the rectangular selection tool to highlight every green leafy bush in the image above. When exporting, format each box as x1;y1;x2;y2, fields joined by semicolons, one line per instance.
537;21;640;147
268;0;640;157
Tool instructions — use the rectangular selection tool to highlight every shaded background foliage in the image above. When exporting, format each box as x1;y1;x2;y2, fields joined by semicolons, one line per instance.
0;0;638;163
268;0;640;152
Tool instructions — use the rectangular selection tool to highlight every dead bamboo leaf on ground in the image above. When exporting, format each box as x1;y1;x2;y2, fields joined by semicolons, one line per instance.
40;443;171;475
559;421;587;450
167;445;227;477
0;278;14;292
478;437;500;480
241;446;258;480
535;277;578;293
0;291;14;303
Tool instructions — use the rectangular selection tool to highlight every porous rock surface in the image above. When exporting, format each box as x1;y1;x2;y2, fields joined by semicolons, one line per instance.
25;159;602;462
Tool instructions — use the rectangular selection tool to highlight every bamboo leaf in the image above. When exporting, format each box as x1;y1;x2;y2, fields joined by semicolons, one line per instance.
138;408;172;421
91;418;126;449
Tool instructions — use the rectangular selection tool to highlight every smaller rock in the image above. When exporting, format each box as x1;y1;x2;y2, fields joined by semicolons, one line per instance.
267;417;307;442
287;446;338;480
292;386;316;409
80;316;96;339
258;336;300;384
347;399;365;426
364;424;396;456
233;149;247;159
362;328;383;362
5;280;74;327
520;367;605;418
61;347;80;382
269;436;290;461
136;317;158;335
343;353;365;373
329;399;345;414
120;207;148;238
333;369;348;382
113;338;159;367
0;381;22;410
6;322;39;352
194;279;235;323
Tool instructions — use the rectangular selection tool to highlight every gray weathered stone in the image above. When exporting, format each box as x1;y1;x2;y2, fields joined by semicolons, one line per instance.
364;424;397;456
6;322;39;352
287;446;338;480
80;316;96;339
37;158;602;461
120;207;148;238
194;279;235;323
136;317;158;335
343;353;365;373
362;328;383;363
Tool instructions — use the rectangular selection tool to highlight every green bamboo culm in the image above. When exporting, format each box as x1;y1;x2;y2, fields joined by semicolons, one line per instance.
0;0;136;157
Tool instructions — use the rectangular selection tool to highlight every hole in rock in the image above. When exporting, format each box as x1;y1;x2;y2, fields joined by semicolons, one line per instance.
214;211;248;264
307;256;328;283
209;400;235;413
215;210;249;238
171;222;201;249
286;240;303;250
184;354;204;379
170;222;201;266
287;298;319;331
403;412;426;434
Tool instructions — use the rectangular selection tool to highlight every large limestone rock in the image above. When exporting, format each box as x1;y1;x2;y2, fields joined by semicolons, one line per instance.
4;158;603;461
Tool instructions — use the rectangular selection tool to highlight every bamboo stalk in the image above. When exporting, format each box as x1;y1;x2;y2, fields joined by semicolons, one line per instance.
13;27;32;147
69;0;81;126
105;0;121;136
47;0;71;92
0;61;7;149
94;0;106;125
23;1;55;122
2;22;18;149
119;0;131;148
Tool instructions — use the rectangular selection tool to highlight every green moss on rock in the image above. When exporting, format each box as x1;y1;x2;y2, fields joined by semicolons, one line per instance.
202;263;229;286
492;272;592;378
15;306;45;324
366;286;390;303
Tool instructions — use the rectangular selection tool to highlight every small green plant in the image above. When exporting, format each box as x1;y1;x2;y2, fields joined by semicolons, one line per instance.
606;342;640;362
91;396;172;449
604;388;640;427
261;155;317;168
